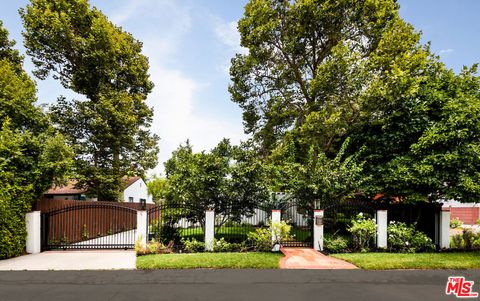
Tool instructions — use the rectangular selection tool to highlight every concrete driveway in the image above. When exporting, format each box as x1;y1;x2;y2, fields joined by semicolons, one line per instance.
0;250;136;271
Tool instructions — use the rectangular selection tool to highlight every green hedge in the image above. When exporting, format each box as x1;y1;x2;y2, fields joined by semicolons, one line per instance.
0;186;31;259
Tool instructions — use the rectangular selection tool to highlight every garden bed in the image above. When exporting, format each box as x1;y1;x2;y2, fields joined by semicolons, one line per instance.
331;252;480;269
136;252;283;269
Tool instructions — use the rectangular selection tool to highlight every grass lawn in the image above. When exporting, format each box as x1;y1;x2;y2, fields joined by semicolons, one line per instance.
137;252;283;269
331;252;480;270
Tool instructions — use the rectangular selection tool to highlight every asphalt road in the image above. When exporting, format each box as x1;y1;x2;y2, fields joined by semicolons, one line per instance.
1;269;479;301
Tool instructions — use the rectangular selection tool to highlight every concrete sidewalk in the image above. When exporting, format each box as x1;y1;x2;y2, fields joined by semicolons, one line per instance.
0;250;136;271
280;248;358;269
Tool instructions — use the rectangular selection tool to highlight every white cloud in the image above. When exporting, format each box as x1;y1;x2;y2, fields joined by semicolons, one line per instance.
212;18;249;75
107;0;246;176
439;48;454;55
214;20;246;54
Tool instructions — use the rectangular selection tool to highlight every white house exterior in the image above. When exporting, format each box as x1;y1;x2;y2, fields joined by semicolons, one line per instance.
123;176;153;204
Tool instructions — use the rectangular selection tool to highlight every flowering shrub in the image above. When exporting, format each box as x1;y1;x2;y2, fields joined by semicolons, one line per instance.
347;213;376;252
271;221;292;245
247;228;272;252
387;221;435;253
450;217;463;229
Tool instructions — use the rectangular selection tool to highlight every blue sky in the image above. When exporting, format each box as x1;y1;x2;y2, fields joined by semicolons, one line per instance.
1;0;479;176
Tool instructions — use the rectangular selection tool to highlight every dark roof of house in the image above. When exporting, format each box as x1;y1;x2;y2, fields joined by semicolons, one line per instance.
124;176;142;188
45;176;143;195
45;182;86;195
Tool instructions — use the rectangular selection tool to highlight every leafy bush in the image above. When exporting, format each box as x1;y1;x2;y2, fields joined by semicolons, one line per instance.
323;234;349;253
212;238;246;252
387;221;435;253
347;213;376;252
135;236;173;256
150;222;181;245
182;238;205;253
450;217;463;229
477;218;480;225
0;191;29;259
247;228;272;252
451;229;480;251
451;234;464;249
271;221;292;245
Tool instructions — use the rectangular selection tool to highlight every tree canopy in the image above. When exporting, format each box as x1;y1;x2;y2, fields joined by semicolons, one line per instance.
231;0;480;204
165;140;269;230
21;0;159;200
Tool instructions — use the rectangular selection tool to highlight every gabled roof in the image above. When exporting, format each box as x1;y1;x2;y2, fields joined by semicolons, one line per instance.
124;176;142;188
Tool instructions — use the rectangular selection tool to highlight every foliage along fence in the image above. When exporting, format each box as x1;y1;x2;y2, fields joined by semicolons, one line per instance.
384;202;441;243
320;199;442;247
147;202;204;250
280;204;313;247
214;208;270;243
41;203;137;250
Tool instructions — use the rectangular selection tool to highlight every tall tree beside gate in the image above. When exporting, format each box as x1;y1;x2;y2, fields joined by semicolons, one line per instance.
164;139;269;231
0;21;73;259
231;0;480;204
21;0;159;201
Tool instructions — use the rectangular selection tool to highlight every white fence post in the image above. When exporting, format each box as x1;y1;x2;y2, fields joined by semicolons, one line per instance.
313;210;324;251
439;208;451;249
205;209;215;251
136;210;147;248
376;210;388;249
26;211;41;254
271;210;281;246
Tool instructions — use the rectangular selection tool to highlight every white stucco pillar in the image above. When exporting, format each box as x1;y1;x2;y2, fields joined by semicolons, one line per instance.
26;211;41;254
205;209;215;251
439;208;451;249
271;210;281;245
136;210;147;248
313;210;324;251
376;210;388;249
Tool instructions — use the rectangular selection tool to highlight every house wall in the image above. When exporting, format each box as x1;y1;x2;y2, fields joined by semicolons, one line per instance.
442;200;480;225
123;179;153;203
449;207;480;225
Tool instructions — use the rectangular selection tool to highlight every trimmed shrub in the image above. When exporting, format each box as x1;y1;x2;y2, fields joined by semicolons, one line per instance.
0;186;31;259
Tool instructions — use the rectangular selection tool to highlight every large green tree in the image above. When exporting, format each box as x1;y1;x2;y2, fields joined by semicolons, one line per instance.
21;0;159;201
0;21;72;259
165;140;269;231
231;0;480;204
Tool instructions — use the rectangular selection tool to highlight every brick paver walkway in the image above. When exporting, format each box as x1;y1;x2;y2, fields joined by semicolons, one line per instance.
280;248;358;269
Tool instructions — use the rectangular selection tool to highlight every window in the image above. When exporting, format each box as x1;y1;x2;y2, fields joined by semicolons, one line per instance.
129;197;134;203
